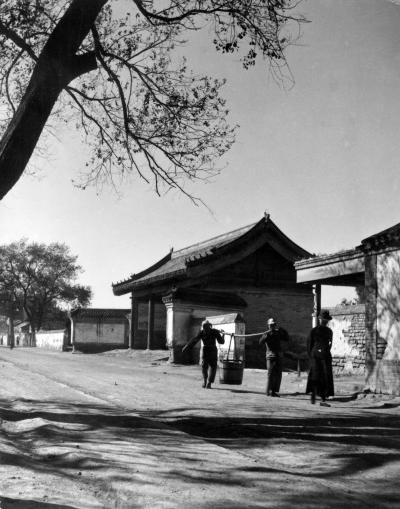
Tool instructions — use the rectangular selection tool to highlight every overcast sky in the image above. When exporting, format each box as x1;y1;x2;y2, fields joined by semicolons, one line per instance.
1;0;399;309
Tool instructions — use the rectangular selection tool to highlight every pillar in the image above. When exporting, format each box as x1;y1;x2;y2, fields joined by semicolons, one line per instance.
70;317;76;352
147;296;154;350
312;283;321;327
129;295;139;349
364;253;377;378
162;294;193;364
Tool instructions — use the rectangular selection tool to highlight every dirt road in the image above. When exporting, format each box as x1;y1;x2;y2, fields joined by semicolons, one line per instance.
0;348;399;508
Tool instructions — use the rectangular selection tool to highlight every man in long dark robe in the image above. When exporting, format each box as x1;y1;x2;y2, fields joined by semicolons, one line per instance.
306;309;334;407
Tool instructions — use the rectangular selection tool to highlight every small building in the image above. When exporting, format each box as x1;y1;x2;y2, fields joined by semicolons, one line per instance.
14;321;32;347
112;215;313;366
68;308;130;353
295;221;400;394
0;315;9;346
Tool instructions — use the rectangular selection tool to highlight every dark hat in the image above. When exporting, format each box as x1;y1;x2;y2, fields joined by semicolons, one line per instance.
319;309;332;321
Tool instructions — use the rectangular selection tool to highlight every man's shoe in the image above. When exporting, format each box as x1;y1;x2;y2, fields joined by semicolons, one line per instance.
320;401;331;407
202;382;207;388
311;394;316;405
271;393;280;397
206;382;212;389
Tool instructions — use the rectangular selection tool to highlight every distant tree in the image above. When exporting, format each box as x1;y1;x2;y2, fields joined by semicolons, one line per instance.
338;286;366;307
0;0;305;200
40;302;69;330
0;240;91;338
339;297;357;307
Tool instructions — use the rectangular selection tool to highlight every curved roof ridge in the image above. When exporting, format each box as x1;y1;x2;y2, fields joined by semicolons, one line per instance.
266;218;312;259
129;250;173;281
112;214;312;295
184;216;311;267
172;222;256;258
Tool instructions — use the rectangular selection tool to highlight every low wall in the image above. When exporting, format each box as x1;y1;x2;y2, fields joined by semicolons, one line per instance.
329;304;365;375
73;318;128;352
36;330;67;351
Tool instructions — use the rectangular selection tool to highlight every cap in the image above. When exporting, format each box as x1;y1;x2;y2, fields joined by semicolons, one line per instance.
319;310;332;321
267;318;276;325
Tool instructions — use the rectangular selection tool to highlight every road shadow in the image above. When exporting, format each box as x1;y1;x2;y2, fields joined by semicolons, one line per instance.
0;497;76;509
1;397;400;508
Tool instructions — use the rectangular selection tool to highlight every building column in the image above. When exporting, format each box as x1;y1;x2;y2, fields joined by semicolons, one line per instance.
7;313;15;349
312;283;321;327
147;296;155;350
162;294;193;364
5;294;15;349
364;253;378;391
70;317;76;352
129;295;139;349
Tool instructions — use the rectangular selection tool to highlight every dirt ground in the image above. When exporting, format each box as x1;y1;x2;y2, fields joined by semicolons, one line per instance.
0;348;399;509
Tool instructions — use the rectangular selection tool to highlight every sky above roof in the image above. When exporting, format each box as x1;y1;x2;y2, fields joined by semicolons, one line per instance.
1;0;399;309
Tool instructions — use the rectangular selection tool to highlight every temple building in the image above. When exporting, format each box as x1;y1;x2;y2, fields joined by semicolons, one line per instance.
295;221;400;395
112;214;313;366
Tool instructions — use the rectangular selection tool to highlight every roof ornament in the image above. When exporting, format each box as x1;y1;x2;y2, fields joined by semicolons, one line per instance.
264;210;270;220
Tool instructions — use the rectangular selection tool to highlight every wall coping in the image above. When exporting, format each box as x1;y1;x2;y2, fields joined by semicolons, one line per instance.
328;304;365;316
37;329;66;334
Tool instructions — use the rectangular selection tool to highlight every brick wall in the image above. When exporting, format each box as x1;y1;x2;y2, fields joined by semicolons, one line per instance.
237;288;313;368
328;304;365;375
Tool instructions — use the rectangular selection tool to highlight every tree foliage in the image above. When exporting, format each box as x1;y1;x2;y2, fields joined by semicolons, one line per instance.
0;0;305;200
0;240;91;332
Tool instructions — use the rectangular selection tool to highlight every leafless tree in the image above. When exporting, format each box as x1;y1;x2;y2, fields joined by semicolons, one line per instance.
0;0;305;200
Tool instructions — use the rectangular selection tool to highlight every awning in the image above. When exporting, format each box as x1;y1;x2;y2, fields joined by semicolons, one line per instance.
295;248;365;286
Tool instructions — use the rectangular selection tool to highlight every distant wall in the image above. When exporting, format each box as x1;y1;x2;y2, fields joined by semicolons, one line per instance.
329;304;365;375
36;330;66;351
73;317;129;352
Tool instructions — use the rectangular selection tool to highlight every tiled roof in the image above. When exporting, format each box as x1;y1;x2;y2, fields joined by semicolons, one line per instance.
294;248;363;268
360;221;400;250
113;215;311;295
113;223;255;294
135;223;252;282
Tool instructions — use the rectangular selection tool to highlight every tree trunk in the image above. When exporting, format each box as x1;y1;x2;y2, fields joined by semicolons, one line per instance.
0;0;108;200
7;302;15;349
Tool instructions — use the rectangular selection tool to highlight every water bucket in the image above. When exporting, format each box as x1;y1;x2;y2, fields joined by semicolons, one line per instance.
219;359;244;385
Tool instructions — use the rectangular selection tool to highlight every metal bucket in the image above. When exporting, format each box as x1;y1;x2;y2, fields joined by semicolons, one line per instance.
219;359;244;385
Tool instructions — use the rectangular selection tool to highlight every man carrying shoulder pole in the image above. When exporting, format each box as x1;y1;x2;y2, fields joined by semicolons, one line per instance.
259;318;290;397
182;320;224;389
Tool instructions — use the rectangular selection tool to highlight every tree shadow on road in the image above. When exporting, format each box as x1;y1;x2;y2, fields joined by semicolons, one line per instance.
148;411;400;452
0;497;76;509
1;397;400;508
